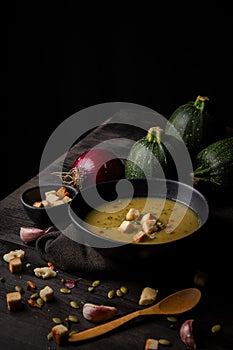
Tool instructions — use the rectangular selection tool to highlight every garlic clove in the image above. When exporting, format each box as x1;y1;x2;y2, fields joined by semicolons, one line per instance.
19;226;53;243
180;319;197;348
82;303;118;323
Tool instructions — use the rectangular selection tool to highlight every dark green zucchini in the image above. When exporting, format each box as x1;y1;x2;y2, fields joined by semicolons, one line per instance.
193;136;233;192
165;95;224;163
125;126;177;180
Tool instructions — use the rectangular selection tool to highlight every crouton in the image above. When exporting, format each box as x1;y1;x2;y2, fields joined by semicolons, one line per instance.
39;285;54;302
33;201;43;208
118;220;135;233
62;195;72;203
34;267;57;279
9;257;23;274
126;208;140;221
6;291;23;311
144;338;159;350
139;287;158;305
56;186;69;199
3;249;25;263
46;193;60;206
52;324;69;345
140;213;157;224
141;219;158;234
133;231;148;243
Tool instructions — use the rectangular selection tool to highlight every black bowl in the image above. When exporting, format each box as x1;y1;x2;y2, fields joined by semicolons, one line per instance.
20;184;78;229
68;178;209;263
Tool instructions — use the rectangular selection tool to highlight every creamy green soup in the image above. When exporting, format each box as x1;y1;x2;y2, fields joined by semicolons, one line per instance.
84;197;200;244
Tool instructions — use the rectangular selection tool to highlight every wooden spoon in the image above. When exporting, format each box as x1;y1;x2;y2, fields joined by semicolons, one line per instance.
69;287;201;343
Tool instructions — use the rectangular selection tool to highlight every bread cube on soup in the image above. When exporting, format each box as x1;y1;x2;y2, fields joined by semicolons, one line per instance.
126;208;140;221
118;220;135;233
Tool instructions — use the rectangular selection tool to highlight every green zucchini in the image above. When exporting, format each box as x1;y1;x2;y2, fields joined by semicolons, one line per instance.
165;95;224;163
193;136;233;192
125;126;177;180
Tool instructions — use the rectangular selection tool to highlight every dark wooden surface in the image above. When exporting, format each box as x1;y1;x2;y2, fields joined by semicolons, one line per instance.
0;115;233;350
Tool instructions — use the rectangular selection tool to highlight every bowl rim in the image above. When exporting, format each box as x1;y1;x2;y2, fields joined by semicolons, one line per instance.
68;178;209;247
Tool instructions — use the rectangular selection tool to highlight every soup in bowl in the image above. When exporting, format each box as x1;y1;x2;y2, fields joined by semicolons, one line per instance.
83;196;200;245
68;178;209;261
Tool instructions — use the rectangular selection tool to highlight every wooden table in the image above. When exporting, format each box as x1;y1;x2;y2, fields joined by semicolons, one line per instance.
0;109;232;350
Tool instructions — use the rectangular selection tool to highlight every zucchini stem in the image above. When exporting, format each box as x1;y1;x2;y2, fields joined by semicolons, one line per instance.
194;95;209;112
147;126;163;144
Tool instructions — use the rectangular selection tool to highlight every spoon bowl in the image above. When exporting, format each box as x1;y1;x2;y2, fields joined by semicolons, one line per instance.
69;287;201;343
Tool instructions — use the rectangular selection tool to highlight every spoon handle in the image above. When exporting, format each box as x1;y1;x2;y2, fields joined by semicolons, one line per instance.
69;305;159;342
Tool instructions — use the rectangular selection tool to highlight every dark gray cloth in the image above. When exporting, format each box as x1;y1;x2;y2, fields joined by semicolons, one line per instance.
36;224;129;278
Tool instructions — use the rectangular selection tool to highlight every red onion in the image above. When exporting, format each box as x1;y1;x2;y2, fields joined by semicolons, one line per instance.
54;149;125;190
180;319;197;348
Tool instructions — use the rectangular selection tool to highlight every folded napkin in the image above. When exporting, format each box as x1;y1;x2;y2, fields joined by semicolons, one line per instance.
36;224;124;277
35;223;200;283
35;223;163;281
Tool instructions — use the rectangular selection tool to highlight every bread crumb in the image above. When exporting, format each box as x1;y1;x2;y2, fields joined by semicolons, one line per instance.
139;287;158;305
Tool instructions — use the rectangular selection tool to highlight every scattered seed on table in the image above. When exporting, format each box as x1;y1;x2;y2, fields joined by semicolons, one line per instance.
107;290;115;299
120;286;128;294
15;285;24;293
67;315;79;323
69;330;79;336
116;289;123;297
60;287;71;294
167;316;178;323
211;324;221;333
52;317;63;324
88;286;95;292
47;331;53;340
92;280;100;287
30;292;39;300
158;338;171;346
70;301;79;309
36;298;44;306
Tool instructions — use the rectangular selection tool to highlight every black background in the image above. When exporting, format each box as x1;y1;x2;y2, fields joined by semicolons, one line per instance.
2;2;233;200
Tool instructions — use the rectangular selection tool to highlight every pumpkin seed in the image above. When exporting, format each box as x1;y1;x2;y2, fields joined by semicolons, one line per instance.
67;315;79;323
70;301;79;309
211;324;221;333
167;316;178;323
69;330;79;336
15;285;24;293
36;298;44;306
120;286;128;294
107;289;115;299
60;287;71;294
30;292;39;300
116;289;123;297
52;317;63;324
88;286;95;292
159;338;171;346
92;280;100;287
47;331;53;340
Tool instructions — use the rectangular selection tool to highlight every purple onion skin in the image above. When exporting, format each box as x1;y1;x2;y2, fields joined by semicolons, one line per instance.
72;149;125;188
180;319;197;348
